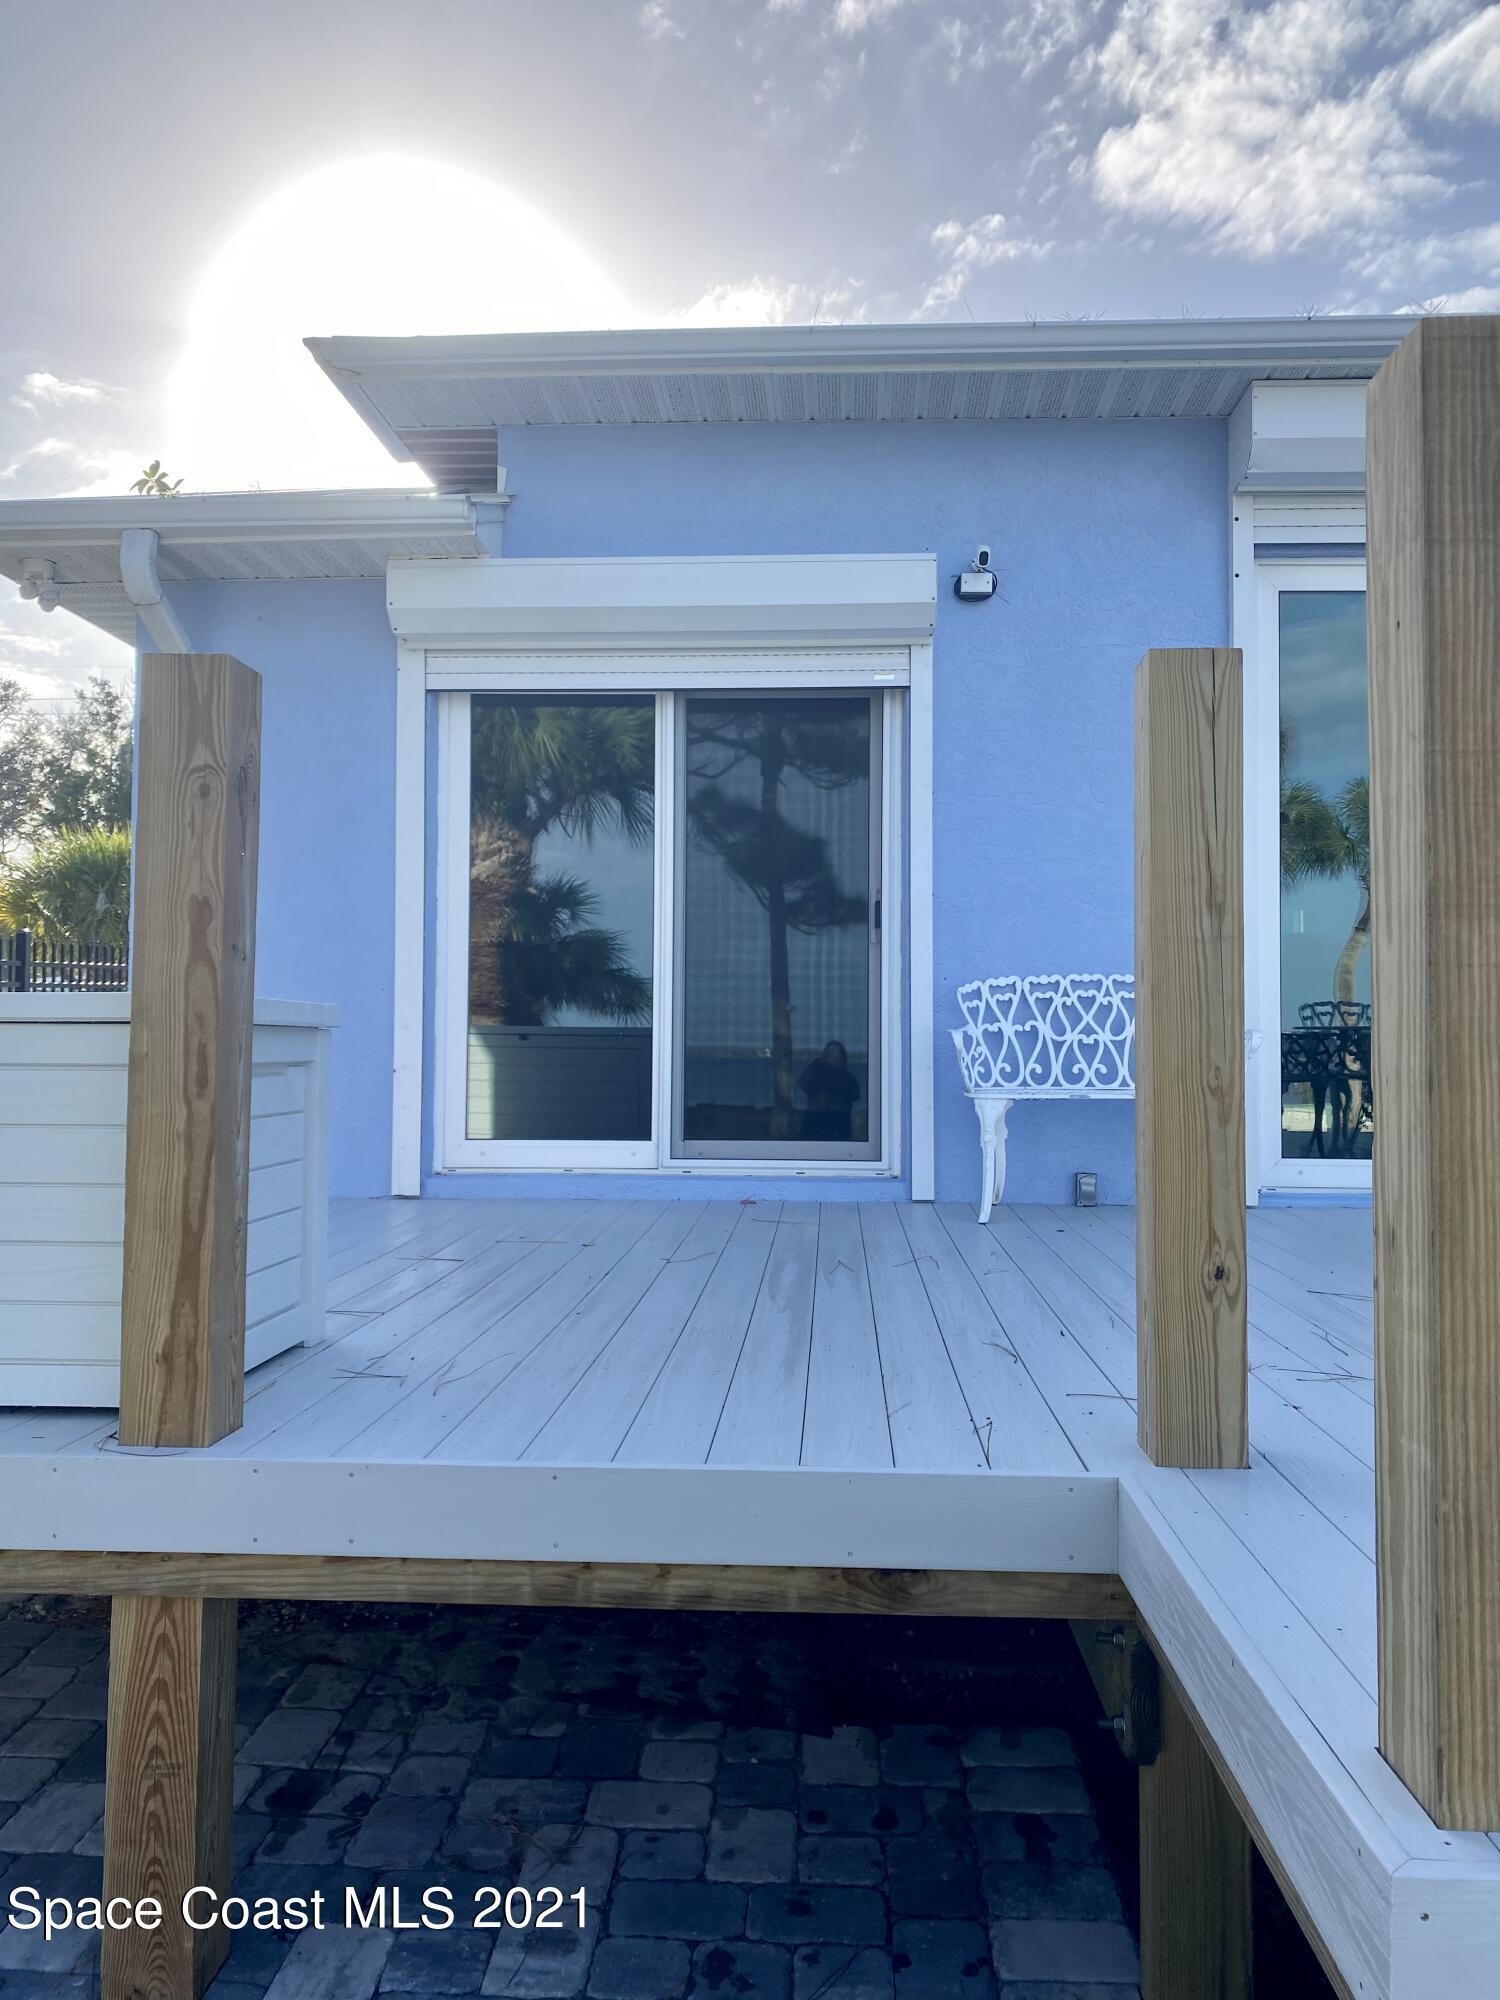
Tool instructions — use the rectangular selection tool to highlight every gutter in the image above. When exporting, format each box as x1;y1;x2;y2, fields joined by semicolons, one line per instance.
305;314;1414;385
119;528;190;651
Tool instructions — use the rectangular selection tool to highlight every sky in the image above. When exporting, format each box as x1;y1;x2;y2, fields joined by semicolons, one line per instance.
2;0;1497;699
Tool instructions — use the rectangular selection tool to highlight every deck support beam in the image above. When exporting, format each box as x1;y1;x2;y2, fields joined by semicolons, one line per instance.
119;652;261;1449
101;1595;238;2000
1139;1672;1252;2000
1133;646;1247;1467
1367;316;1500;1828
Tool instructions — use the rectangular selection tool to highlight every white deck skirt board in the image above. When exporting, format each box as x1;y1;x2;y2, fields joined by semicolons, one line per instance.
0;1458;1115;1573
3;1195;1499;1997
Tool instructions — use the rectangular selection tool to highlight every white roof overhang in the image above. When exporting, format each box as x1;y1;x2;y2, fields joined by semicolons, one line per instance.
306;316;1412;492
0;490;488;643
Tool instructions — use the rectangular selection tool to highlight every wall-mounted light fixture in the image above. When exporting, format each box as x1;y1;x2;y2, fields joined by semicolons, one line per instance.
954;545;997;602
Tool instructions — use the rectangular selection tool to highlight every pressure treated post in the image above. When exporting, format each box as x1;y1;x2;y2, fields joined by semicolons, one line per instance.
1139;1674;1253;1999
1367;316;1500;1829
1134;648;1247;1467
118;653;261;1447
104;653;258;1999
102;1596;238;1998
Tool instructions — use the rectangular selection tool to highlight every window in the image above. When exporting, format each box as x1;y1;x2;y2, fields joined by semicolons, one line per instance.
439;679;899;1176
1249;563;1370;1190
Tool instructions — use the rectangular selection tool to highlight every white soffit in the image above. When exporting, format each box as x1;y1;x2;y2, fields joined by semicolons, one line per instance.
0;491;487;643
308;318;1410;491
387;554;938;649
1228;380;1368;491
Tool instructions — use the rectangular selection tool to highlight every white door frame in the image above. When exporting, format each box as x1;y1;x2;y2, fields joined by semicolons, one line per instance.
432;668;906;1179
1246;556;1370;1194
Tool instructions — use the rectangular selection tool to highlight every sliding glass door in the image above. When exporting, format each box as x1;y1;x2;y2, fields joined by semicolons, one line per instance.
444;684;892;1174
1252;562;1371;1191
464;694;656;1165
675;693;881;1162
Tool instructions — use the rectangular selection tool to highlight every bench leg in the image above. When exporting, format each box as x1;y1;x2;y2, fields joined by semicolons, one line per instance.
974;1097;1013;1223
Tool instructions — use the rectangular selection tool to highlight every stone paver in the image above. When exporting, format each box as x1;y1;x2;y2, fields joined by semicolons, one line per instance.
879;1726;963;1789
967;1765;1094;1816
606;1878;746;1939
639;1738;717;1784
797;1834;883;1886
706;1805;797;1883
585;1780;712;1830
747;1885;886;1947
891;1918;994;1996
586;1935;690;1997
691;1939;791;1996
0;1600;1198;2000
991;1920;1141;1984
793;1945;894;1997
802;1726;879;1787
618;1829;704;1879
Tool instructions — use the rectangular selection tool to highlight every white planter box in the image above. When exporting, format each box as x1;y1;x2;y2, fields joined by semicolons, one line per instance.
0;996;336;1408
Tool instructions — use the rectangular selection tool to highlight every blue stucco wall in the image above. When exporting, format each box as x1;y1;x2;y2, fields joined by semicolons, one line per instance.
490;418;1229;1205
162;417;1227;1206
166;579;399;1199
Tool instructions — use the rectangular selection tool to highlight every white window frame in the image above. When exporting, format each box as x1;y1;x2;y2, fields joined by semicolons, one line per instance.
1245;555;1370;1195
432;664;906;1180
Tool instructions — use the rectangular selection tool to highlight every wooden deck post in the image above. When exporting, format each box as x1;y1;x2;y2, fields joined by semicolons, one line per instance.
1134;647;1248;1467
1139;1673;1253;2000
1367;316;1500;1829
101;1597;238;1998
119;653;261;1448
105;654;259;1998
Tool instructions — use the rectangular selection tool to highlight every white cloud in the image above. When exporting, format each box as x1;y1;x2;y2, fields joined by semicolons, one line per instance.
0;435;141;496
12;371;117;413
1401;4;1500;120
1346;217;1500;294
1433;282;1500;307
663;274;869;325
0;592;131;701
916;213;1052;317
932;0;1102;83
1081;0;1451;258
832;0;907;30
639;0;684;41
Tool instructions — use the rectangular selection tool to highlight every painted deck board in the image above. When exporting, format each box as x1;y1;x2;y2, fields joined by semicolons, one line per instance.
801;1203;892;1470
708;1209;820;1468
613;1205;778;1466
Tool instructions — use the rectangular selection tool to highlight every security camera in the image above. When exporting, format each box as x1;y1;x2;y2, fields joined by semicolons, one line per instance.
954;544;998;601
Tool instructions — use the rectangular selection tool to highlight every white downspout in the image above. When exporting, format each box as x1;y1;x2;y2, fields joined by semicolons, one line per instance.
119;527;190;651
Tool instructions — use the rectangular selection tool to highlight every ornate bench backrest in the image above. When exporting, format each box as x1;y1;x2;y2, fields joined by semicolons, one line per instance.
953;973;1135;1096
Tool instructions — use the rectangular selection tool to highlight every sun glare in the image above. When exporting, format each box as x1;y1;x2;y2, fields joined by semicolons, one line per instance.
168;155;630;492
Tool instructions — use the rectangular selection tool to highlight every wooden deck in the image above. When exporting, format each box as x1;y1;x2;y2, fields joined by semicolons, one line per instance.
2;1194;1497;1995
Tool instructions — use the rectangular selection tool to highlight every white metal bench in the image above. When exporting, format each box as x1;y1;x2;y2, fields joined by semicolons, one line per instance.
951;974;1135;1222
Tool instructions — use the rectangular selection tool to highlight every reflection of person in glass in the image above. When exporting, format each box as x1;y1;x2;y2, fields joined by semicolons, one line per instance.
799;1040;860;1142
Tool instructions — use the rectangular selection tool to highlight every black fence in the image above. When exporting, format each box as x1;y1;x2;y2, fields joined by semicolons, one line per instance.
0;930;129;993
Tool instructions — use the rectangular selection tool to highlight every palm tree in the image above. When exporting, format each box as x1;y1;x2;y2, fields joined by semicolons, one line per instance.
0;825;131;947
467;701;654;1028
1280;772;1370;1005
470;700;653;855
486;871;650;1027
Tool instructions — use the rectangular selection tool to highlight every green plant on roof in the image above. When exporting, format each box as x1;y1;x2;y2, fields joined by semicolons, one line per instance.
130;460;183;496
